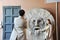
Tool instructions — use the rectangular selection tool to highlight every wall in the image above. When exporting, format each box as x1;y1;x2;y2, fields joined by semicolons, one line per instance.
58;2;60;40
0;0;56;22
0;0;56;40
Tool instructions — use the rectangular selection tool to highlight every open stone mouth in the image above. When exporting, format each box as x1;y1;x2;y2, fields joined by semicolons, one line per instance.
34;27;40;30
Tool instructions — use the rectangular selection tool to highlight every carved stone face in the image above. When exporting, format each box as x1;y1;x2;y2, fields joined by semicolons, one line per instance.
25;8;55;40
29;17;47;31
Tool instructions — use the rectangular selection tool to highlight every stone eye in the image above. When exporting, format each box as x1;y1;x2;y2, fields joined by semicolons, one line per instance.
37;20;41;23
33;20;35;22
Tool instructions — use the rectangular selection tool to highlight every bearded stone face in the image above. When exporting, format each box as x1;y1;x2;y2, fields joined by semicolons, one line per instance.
29;17;47;31
29;17;49;40
25;8;55;40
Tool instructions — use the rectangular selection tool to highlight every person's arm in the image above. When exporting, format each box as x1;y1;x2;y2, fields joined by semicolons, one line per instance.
14;18;23;34
14;18;18;33
47;24;52;39
49;24;52;38
22;19;27;29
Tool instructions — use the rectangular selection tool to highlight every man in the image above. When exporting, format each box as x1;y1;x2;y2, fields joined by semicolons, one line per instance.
10;9;27;40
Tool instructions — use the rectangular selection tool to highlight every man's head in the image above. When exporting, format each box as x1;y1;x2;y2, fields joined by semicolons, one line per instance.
19;9;25;16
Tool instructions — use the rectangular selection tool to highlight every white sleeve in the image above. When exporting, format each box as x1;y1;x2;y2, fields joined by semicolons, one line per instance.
14;18;21;28
14;18;23;34
14;18;17;28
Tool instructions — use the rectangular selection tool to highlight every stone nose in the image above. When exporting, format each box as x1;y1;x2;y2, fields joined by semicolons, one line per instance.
35;20;38;26
35;21;39;27
35;23;37;26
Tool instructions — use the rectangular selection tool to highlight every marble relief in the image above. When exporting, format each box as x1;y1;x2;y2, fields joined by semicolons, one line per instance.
25;8;55;40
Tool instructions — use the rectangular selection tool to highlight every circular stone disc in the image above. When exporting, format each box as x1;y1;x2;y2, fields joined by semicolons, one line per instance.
25;8;55;26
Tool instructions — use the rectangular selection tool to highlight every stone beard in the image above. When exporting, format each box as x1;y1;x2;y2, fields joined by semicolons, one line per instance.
29;17;49;40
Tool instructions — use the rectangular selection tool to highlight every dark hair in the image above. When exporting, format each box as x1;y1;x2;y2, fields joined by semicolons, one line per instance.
19;9;25;16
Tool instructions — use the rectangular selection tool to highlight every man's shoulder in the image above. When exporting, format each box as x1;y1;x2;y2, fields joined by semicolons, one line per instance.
14;16;21;20
14;16;21;23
